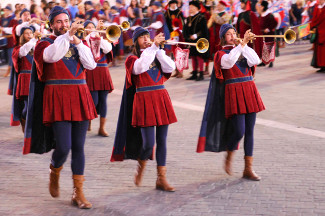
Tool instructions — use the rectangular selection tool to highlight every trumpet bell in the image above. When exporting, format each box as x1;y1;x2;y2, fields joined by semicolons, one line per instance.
120;21;130;31
196;38;209;53
284;29;296;44
106;25;121;42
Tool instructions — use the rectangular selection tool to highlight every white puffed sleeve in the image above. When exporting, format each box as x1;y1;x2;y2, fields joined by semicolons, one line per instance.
220;45;243;69
133;43;159;75
156;49;175;73
100;37;112;54
43;31;72;63
242;44;261;67
75;42;97;70
19;38;38;58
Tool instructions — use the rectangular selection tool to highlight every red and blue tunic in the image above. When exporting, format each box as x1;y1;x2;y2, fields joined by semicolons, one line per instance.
0;15;18;49
214;47;265;118
85;49;114;92
310;4;325;67
125;55;177;127
12;46;33;98
34;35;97;125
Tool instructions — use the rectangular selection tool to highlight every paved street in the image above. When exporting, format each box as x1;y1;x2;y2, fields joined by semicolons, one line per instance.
0;42;325;216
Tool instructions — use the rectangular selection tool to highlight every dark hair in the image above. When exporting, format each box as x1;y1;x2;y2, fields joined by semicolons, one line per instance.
261;1;268;12
30;4;37;14
130;0;139;8
132;31;150;57
219;36;227;46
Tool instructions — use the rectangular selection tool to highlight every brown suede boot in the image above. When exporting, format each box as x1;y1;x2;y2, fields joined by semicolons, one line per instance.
3;66;10;77
243;156;261;181
71;175;92;209
224;150;235;175
134;159;147;186
156;166;175;192
87;120;91;131
98;117;109;137
20;118;26;133
49;164;63;198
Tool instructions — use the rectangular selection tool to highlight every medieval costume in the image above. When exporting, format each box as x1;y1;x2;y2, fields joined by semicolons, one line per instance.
111;27;177;192
83;21;114;136
116;0;129;56
183;0;209;81
164;0;184;34
170;18;185;78
197;24;265;181
310;2;325;72
10;27;37;132
207;0;231;60
1;6;19;77
257;1;277;67
236;0;262;58
23;6;97;209
84;1;100;23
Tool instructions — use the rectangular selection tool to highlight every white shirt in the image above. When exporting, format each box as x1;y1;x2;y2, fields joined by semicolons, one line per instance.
133;43;176;75
43;31;96;70
149;9;163;29
85;33;112;54
221;44;261;69
19;38;38;58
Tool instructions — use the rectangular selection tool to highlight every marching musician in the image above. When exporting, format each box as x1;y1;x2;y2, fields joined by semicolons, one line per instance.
0;6;19;77
83;20;114;136
197;24;264;181
15;9;41;40
310;0;325;72
24;6;97;209
207;0;231;69
164;0;184;34
10;26;40;132
183;0;209;81
256;0;277;67
148;2;170;42
111;27;177;192
236;0;262;58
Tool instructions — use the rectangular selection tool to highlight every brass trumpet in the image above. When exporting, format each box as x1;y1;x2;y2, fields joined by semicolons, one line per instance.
237;29;297;44
161;38;210;53
78;21;130;42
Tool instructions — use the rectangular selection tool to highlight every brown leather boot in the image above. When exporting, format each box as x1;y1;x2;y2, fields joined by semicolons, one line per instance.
243;156;261;181
156;166;175;192
71;175;92;209
98;117;109;137
20;118;26;133
49;164;63;198
134;159;147;186
87;120;91;131
224;150;235;175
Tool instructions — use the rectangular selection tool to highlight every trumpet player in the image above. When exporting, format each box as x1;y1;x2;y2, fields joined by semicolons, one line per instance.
23;6;97;209
83;20;114;136
111;28;177;192
10;26;40;132
197;24;265;181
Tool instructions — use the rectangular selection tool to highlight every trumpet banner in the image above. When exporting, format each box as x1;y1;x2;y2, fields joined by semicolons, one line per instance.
174;47;189;73
261;41;275;65
89;36;101;62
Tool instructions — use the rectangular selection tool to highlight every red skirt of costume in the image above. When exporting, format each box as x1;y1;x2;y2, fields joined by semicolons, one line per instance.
214;48;265;118
34;36;97;125
86;51;114;92
12;46;33;98
126;55;177;127
311;6;325;67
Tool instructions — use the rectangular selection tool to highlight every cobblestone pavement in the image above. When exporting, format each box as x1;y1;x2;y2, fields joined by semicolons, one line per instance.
0;43;325;216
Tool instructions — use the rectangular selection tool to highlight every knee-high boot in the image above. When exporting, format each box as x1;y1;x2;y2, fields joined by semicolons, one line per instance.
49;164;63;197
224;150;235;175
156;166;175;192
134;159;147;186
71;175;92;209
243;156;261;181
98;117;109;137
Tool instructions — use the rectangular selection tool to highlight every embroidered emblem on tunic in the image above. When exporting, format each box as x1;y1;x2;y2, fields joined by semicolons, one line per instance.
147;62;163;83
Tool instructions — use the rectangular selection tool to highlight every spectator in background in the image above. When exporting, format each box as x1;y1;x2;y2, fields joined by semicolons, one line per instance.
48;1;56;10
139;0;148;15
127;0;144;26
40;0;48;11
100;1;111;21
75;3;86;21
68;0;79;19
15;4;21;12
289;0;304;26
